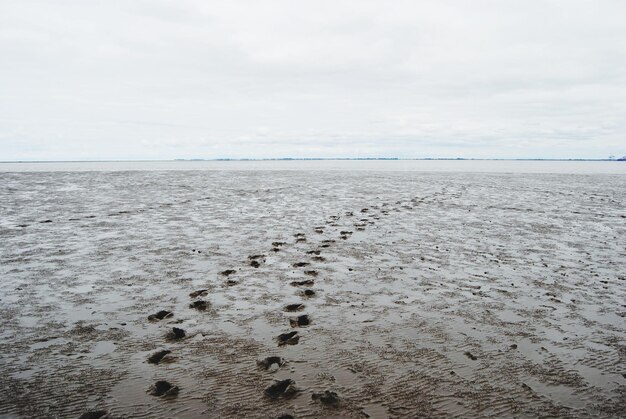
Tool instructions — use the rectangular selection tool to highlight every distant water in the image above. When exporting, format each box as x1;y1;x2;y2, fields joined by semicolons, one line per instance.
1;160;625;174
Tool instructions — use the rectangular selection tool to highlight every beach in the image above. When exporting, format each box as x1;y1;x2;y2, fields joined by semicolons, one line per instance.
1;162;625;418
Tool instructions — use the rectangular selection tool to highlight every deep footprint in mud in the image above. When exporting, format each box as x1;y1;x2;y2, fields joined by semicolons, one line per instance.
293;262;310;268
189;289;208;298
301;289;316;297
166;327;186;341
312;390;340;407
284;303;305;312
304;270;318;277
147;350;172;365
289;314;310;327
257;356;285;372
220;269;236;277
148;310;173;321
340;231;353;240
290;279;314;287
148;380;179;397
277;331;300;346
249;255;265;268
189;300;208;310
264;379;300;399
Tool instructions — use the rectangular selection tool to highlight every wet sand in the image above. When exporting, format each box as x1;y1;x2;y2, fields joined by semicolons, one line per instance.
0;170;625;418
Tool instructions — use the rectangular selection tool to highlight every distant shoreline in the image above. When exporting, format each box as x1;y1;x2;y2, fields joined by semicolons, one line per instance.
2;158;625;163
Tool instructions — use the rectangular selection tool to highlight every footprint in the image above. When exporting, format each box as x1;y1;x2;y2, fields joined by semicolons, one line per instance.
147;350;172;365
264;379;299;399
312;390;340;406
148;310;173;321
166;327;186;340
306;250;321;255
311;256;326;262
220;269;236;276
304;270;318;277
293;262;310;268
302;289;316;297
148;380;179;397
289;314;310;327
290;280;314;287
284;303;305;312
340;231;353;239
257;356;285;372
189;300;208;310
277;331;300;346
189;289;208;298
272;241;286;247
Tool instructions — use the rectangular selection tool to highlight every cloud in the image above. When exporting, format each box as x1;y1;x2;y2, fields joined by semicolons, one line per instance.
1;0;625;160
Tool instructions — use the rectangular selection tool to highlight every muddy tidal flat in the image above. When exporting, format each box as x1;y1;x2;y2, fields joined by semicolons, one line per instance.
1;164;625;418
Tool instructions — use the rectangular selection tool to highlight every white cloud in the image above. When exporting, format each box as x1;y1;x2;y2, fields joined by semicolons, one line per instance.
1;0;625;160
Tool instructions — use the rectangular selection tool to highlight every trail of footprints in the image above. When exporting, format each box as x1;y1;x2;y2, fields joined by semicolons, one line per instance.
80;192;445;418
14;197;214;228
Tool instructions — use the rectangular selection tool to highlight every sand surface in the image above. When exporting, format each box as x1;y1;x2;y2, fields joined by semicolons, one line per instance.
0;169;625;418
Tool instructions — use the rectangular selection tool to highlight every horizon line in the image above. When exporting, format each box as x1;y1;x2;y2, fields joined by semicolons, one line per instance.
1;157;625;163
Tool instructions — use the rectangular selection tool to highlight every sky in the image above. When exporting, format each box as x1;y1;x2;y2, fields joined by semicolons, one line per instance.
1;0;625;161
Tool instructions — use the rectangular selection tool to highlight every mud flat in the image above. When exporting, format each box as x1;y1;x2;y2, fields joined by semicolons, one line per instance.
0;167;625;418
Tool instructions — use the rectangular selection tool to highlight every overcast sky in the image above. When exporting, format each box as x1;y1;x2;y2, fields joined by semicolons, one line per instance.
1;1;625;160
